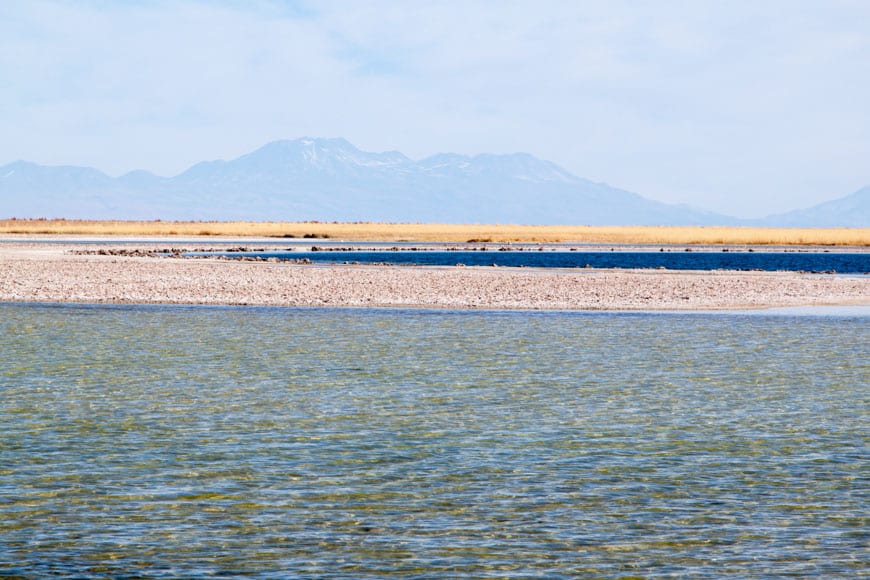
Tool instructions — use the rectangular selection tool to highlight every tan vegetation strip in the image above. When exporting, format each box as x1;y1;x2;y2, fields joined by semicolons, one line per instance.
1;219;868;246
0;243;866;310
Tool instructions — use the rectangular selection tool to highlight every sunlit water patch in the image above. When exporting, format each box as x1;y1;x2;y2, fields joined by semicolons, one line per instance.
1;304;867;578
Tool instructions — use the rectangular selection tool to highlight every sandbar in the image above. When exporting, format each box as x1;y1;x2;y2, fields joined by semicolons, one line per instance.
1;240;867;311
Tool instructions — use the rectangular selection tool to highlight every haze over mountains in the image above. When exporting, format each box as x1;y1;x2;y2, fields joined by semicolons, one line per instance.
1;138;867;227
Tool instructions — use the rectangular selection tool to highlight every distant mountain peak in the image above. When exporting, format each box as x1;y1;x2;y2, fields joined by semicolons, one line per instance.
299;136;355;148
757;185;870;228
239;137;412;172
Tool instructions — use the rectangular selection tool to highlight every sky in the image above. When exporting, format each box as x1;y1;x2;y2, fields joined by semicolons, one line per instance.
1;0;868;218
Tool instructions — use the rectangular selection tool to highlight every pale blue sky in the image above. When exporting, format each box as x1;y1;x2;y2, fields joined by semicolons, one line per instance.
1;0;868;217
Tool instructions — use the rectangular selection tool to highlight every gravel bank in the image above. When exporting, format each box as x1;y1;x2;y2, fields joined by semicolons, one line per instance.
1;242;867;310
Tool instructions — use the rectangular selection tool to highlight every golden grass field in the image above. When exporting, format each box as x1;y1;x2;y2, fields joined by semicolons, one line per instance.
1;219;867;246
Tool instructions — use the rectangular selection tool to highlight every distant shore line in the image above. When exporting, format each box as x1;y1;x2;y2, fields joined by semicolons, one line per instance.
1;219;868;246
1;240;867;311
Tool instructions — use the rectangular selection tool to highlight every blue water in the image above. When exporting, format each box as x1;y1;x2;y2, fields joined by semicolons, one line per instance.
1;303;867;578
211;249;870;273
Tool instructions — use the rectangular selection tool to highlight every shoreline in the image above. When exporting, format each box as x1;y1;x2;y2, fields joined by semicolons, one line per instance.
5;234;869;254
1;240;867;311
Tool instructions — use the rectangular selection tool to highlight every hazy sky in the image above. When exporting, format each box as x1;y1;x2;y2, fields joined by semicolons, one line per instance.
1;0;868;217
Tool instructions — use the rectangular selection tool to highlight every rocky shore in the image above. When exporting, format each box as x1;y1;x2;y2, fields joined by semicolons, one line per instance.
1;241;867;310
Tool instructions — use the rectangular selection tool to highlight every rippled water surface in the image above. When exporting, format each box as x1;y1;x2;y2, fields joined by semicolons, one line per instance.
1;304;867;578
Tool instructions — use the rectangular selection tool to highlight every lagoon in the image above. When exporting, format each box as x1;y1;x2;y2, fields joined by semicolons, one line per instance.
201;248;870;273
1;304;867;577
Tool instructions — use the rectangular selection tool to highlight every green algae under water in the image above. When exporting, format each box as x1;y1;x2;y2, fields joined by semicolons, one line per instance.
1;303;867;578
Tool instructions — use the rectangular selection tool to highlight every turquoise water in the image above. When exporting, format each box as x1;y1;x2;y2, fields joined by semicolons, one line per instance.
1;303;867;578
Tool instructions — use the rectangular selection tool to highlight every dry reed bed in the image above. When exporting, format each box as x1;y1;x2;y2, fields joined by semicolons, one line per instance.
1;219;868;246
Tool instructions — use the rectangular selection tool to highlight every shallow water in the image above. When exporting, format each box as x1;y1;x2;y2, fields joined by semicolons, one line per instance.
1;304;867;578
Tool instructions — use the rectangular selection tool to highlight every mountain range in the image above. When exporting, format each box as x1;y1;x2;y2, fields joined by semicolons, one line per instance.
1;137;867;227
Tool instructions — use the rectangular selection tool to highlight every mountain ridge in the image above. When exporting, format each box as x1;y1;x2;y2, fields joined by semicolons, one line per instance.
752;186;870;228
1;137;866;227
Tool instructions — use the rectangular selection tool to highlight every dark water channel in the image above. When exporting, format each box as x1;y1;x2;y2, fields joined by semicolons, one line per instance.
206;249;870;273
